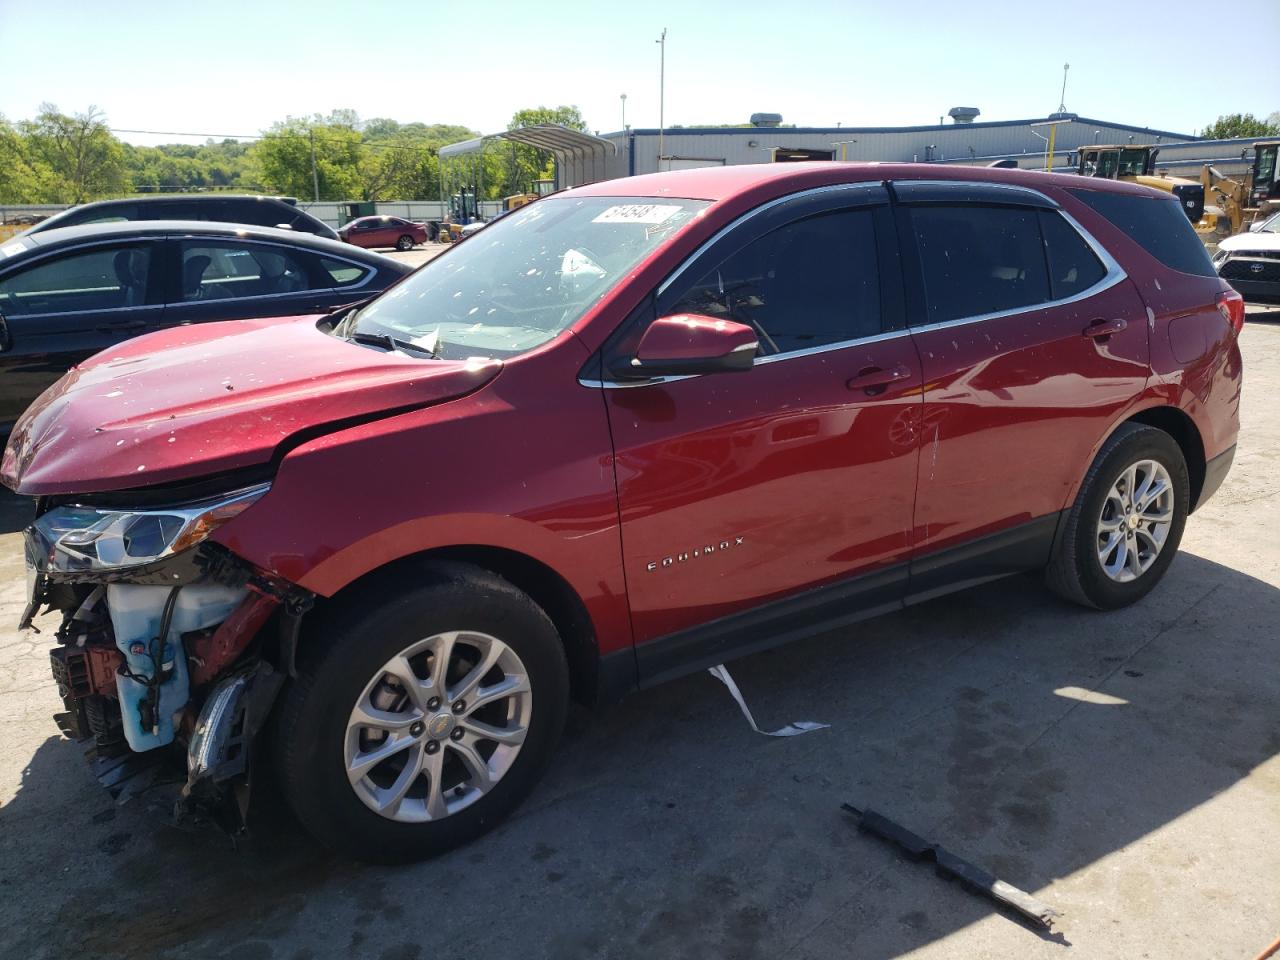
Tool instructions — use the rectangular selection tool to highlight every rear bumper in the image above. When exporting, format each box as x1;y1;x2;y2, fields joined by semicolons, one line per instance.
1194;443;1236;512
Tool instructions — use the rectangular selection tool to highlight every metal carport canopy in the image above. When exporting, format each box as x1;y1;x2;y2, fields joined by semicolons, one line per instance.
439;125;617;189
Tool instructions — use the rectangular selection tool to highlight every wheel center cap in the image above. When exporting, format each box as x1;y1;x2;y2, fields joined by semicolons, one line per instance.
1127;514;1140;531
427;713;456;739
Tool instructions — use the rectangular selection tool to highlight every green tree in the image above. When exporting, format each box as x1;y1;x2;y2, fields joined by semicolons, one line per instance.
1201;112;1280;140
250;117;363;200
0;114;60;202
21;104;126;202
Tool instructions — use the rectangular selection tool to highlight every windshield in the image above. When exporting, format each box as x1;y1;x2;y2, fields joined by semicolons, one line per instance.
350;196;708;359
1259;211;1280;233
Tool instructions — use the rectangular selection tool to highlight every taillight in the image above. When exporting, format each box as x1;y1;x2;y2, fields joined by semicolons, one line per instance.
1217;289;1245;335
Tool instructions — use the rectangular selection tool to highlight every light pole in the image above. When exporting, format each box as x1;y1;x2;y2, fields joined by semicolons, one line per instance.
1057;62;1070;114
656;28;667;171
621;93;627;131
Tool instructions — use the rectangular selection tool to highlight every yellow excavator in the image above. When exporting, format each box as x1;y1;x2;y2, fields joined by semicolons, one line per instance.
1200;140;1280;236
500;178;557;213
1075;144;1219;237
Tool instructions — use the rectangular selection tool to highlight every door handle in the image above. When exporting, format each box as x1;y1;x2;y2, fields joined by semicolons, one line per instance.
847;364;911;394
97;320;148;333
1082;318;1126;339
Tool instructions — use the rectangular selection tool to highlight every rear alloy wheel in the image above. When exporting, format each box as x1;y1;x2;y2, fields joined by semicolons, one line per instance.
1046;422;1189;610
275;563;569;863
396;234;414;251
1095;460;1175;583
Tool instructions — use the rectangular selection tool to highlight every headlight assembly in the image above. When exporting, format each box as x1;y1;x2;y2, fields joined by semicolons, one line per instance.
30;483;270;575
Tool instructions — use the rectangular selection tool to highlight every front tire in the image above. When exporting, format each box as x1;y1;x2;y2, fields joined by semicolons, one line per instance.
396;234;414;251
1047;423;1190;610
275;562;569;863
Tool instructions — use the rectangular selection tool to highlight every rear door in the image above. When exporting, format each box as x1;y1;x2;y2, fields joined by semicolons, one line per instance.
161;236;344;327
600;184;924;668
895;181;1150;591
0;240;162;425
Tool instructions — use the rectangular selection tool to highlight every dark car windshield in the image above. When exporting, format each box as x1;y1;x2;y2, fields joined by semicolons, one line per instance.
351;196;708;360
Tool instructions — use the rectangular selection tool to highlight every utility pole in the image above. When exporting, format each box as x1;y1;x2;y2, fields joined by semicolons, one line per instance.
309;128;320;202
656;28;667;172
621;93;627;131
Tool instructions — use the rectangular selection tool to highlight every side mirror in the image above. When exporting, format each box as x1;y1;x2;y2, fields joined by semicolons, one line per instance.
613;313;758;379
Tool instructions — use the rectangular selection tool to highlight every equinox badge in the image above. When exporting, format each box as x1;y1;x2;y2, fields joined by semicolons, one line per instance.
647;536;745;572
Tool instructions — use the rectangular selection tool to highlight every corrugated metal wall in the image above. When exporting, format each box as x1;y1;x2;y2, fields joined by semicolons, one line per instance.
599;118;1202;181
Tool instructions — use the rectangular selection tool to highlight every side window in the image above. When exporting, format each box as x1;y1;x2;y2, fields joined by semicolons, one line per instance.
0;245;152;315
1039;211;1107;299
670;208;881;356
908;205;1049;324
179;242;310;301
1068;189;1216;278
319;256;371;286
75;204;138;226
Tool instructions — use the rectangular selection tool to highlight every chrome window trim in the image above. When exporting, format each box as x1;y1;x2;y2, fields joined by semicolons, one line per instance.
174;236;379;301
907;207;1127;336
655;181;887;299
582;184;1126;390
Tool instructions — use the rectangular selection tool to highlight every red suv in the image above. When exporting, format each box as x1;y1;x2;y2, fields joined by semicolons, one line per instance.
3;164;1242;863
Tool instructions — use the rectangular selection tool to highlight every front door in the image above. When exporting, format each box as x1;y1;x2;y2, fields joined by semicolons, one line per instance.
0;240;163;427
600;185;924;667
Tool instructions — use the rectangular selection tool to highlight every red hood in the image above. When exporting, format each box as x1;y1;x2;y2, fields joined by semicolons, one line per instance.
2;315;501;496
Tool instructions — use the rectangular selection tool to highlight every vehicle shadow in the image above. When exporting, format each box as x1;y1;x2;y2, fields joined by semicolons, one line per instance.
1;549;1277;959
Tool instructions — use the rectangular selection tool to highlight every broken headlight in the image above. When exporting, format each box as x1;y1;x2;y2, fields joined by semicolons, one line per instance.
30;484;269;575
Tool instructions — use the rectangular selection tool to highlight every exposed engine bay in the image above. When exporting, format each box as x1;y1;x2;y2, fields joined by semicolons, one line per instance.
22;482;313;831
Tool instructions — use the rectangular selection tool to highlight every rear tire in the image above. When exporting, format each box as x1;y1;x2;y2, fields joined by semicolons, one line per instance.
1046;423;1190;610
396;234;414;251
274;562;569;863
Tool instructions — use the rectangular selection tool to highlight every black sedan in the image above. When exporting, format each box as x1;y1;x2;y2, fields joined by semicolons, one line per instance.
0;221;411;431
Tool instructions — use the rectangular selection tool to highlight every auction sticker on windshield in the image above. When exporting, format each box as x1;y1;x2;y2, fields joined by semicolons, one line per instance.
592;204;684;225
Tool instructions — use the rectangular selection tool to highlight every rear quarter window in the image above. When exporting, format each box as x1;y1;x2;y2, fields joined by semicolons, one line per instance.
1068;189;1216;278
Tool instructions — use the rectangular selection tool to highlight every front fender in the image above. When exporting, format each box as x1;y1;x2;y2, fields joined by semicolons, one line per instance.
211;346;633;657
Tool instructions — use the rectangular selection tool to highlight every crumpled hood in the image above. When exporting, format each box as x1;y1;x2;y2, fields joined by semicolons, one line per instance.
2;315;501;496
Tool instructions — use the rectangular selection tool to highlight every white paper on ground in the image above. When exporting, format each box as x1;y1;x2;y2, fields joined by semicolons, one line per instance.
708;663;830;737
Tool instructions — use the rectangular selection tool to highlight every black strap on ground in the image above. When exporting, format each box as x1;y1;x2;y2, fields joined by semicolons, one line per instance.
842;803;1062;930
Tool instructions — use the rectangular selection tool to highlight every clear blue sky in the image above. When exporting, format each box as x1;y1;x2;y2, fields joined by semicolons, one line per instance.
2;0;1277;145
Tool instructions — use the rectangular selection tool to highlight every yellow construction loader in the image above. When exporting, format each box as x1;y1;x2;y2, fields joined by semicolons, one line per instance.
1200;140;1280;236
1075;144;1218;236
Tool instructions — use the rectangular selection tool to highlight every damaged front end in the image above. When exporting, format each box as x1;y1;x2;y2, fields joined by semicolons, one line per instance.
23;481;313;832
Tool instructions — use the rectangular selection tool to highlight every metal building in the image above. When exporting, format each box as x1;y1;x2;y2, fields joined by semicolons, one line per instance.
440;112;1262;192
595;112;1195;181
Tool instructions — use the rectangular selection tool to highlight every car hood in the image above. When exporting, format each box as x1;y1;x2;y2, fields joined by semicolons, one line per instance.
1219;231;1280;253
2;315;501;496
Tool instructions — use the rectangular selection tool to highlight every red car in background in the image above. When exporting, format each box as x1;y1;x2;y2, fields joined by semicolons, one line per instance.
4;162;1243;864
339;215;434;250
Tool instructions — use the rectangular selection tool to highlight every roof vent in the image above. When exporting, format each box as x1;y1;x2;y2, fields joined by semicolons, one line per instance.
750;112;783;128
948;107;981;124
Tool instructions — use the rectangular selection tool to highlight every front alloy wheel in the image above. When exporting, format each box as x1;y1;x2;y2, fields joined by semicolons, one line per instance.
275;562;569;863
345;631;532;822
